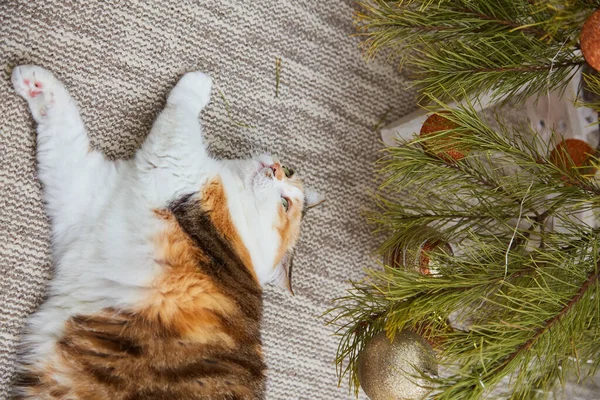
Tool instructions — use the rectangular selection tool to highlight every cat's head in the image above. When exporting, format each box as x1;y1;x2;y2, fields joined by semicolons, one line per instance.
226;154;323;294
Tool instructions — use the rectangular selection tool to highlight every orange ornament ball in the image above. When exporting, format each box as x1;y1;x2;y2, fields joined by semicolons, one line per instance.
581;9;600;71
420;113;470;162
549;138;597;180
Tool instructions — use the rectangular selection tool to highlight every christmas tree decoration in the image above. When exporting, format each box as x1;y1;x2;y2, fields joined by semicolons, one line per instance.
419;113;470;162
328;1;600;399
357;330;437;400
549;138;597;179
417;239;452;276
581;9;600;72
331;104;600;398
385;228;452;275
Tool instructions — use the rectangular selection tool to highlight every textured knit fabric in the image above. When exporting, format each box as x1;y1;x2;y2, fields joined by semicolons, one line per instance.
0;1;413;399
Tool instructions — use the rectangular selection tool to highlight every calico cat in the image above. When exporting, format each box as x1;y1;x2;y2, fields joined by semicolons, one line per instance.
10;65;322;399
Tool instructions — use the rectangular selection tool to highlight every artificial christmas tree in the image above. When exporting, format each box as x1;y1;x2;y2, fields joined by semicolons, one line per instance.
329;1;600;399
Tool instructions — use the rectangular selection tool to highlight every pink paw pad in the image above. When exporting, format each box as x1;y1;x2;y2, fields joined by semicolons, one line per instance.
23;79;43;97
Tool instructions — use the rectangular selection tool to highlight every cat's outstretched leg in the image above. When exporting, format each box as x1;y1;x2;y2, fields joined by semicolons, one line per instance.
136;71;214;203
166;71;212;116
12;65;117;243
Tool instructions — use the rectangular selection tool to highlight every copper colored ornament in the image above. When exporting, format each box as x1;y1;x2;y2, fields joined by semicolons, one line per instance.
420;113;470;162
357;330;438;400
581;9;600;71
549;138;597;180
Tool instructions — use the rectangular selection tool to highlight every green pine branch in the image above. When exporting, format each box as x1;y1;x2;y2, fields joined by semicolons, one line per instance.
327;104;600;399
355;0;595;102
579;72;600;112
337;2;600;397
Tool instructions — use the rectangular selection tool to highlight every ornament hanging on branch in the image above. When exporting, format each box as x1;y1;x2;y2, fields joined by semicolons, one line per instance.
357;330;438;400
581;9;600;72
385;228;453;275
419;112;471;162
549;138;597;180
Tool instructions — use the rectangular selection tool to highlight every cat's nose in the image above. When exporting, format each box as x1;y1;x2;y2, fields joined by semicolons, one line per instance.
269;163;284;180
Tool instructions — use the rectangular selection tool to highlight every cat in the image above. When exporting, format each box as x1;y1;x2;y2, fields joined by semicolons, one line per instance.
10;65;322;399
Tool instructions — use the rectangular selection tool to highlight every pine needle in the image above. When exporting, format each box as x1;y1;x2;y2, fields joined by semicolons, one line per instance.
275;57;282;98
505;180;534;278
216;88;255;129
372;108;391;132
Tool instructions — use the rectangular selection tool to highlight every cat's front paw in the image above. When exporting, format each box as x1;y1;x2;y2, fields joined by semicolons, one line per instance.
168;71;212;112
12;65;67;121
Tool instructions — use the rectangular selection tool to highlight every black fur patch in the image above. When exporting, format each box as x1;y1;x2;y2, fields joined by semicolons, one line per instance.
168;194;263;322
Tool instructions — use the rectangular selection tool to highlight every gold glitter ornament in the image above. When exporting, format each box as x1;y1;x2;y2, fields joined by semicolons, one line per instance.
357;330;438;400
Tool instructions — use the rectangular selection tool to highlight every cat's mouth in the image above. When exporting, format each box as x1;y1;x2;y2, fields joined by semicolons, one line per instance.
248;162;271;189
256;161;275;178
258;161;269;172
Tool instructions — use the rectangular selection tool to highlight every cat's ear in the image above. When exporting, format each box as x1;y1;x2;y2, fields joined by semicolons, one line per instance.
270;252;294;295
305;188;325;209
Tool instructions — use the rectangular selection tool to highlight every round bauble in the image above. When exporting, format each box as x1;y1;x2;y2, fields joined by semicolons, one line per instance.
418;239;452;275
581;9;600;71
357;330;438;400
385;228;453;275
420;112;470;162
549;138;597;180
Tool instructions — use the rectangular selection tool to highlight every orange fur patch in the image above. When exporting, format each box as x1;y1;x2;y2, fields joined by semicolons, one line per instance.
144;210;237;346
273;195;303;268
200;178;257;282
143;178;257;342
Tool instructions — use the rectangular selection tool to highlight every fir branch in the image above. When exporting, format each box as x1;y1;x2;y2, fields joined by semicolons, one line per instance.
412;37;583;102
491;263;600;376
329;101;600;398
452;5;548;38
336;3;600;396
355;0;586;102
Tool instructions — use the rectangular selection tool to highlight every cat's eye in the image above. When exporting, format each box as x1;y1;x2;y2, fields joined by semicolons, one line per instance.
282;165;294;178
281;197;289;212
